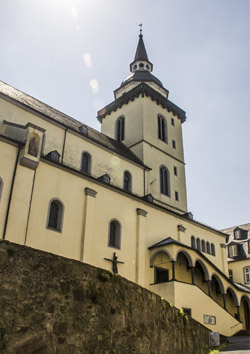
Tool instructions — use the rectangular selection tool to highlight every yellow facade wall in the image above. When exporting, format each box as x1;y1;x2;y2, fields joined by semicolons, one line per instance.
150;281;243;336
0;140;19;238
63;131;145;196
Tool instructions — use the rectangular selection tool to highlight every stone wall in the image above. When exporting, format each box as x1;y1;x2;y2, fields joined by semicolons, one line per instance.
0;241;210;354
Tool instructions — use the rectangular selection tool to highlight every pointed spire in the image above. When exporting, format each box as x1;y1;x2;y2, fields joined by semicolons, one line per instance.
130;27;153;73
134;25;149;61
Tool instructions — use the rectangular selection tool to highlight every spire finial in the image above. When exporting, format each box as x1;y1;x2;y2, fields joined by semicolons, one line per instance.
138;23;142;36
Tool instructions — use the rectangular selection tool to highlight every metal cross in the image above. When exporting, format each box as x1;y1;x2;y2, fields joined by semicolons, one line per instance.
139;23;142;35
104;252;124;274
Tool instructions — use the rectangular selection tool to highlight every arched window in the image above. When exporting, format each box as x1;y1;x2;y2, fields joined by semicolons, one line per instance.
123;171;132;192
47;199;64;232
201;240;206;252
116;116;125;142
160;166;170;196
0;177;3;202
197;238;201;251
108;220;121;249
191;236;196;249
211;243;216;256
206;242;211;254
158;115;168;143
81;152;91;174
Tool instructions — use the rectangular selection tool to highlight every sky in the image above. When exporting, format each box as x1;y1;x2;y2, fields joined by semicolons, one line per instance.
0;0;249;230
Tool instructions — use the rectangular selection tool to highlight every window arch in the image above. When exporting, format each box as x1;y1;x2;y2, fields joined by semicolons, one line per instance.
123;171;132;192
0;177;3;202
201;240;206;252
47;199;64;232
197;238;201;251
158;114;168;143
191;236;196;249
108;220;121;249
81;152;91;174
160;165;170;196
206;242;211;254
211;243;216;256
116;116;125;142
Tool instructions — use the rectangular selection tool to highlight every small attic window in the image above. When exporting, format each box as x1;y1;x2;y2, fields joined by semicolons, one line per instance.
79;125;88;135
143;194;153;203
146;64;150;70
98;174;111;184
46;151;60;163
139;63;144;68
133;65;137;70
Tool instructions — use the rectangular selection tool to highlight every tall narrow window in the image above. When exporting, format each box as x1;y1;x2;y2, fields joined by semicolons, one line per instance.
211;243;216;256
244;267;250;284
197;238;201;251
206;242;211;254
158;115;168;143
191;236;196;249
116;116;125;142
229;245;237;258
160;166;170;196
81;152;91;174
123;171;132;192
108;220;121;249
234;229;241;239
201;240;206;252
47;199;64;232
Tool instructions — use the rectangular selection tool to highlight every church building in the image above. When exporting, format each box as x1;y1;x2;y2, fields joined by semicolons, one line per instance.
0;32;249;336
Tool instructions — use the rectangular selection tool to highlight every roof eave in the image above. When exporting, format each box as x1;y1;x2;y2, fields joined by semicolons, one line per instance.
97;83;186;123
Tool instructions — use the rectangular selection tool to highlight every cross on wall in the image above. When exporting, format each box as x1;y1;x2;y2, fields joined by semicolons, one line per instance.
104;252;124;274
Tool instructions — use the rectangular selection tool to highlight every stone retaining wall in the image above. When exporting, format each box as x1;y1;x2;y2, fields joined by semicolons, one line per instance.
0;241;210;353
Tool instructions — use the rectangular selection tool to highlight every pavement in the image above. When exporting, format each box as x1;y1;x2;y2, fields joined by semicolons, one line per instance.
219;336;250;353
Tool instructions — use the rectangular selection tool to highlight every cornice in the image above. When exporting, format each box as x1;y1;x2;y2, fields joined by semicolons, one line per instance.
97;83;186;123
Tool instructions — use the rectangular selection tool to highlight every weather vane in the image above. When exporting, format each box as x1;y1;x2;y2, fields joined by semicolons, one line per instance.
139;23;142;35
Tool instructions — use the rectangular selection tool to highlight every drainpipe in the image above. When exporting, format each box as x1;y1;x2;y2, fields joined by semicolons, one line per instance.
2;145;21;240
61;128;68;164
24;169;37;245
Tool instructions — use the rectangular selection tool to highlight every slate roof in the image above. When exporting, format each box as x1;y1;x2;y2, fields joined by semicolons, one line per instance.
148;237;184;250
134;34;149;61
120;71;163;89
0;81;145;168
98;83;186;123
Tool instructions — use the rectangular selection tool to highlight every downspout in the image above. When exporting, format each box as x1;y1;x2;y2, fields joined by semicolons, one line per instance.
24;169;37;245
2;145;21;240
61;128;68;164
143;168;146;195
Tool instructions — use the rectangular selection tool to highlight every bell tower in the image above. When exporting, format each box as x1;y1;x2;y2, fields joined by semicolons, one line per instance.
98;31;188;213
